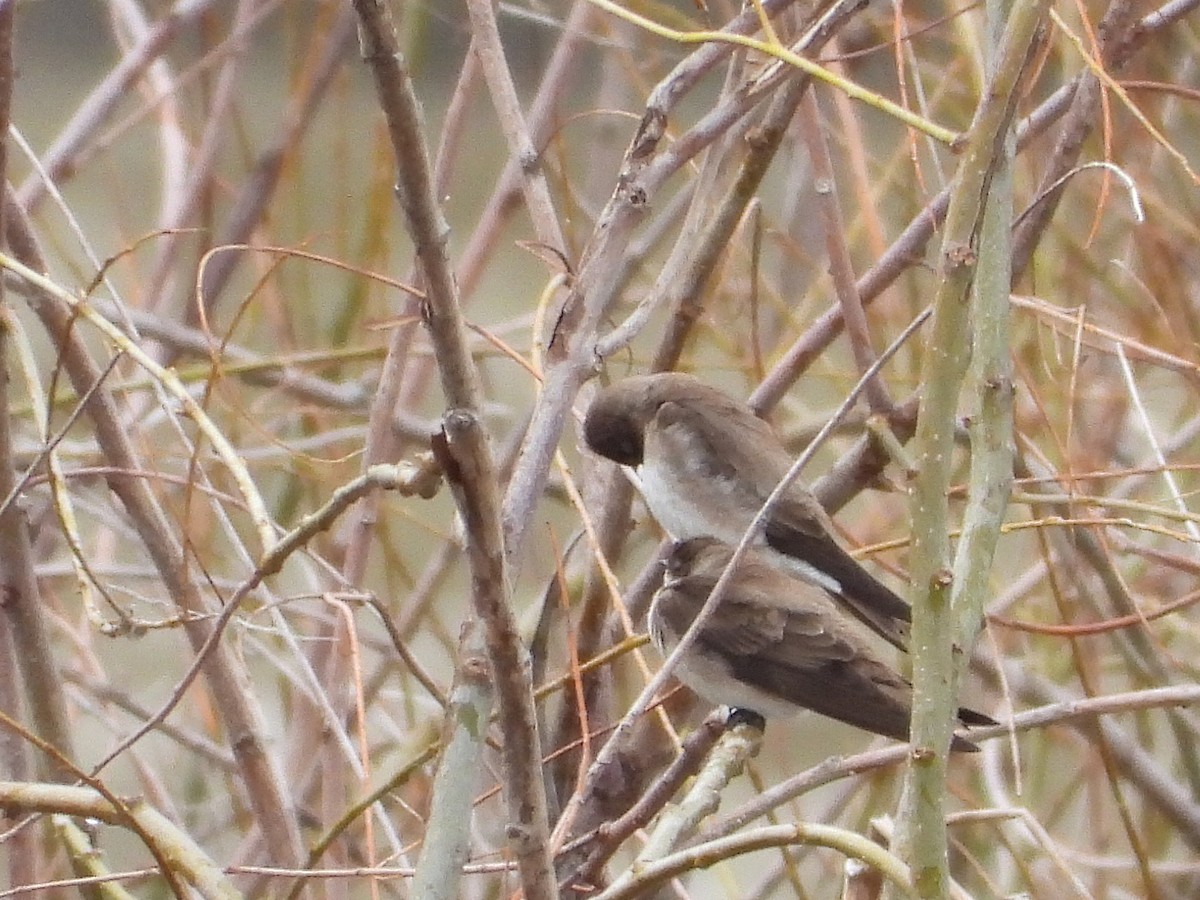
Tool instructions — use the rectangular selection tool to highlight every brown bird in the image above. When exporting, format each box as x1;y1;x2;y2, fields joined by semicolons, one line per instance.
650;537;993;750
584;372;911;651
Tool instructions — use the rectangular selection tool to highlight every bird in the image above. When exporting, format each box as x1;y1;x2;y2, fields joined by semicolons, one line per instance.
583;372;911;651
649;537;993;750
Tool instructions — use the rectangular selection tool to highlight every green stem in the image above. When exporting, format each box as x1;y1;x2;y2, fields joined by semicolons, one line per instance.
897;0;1046;893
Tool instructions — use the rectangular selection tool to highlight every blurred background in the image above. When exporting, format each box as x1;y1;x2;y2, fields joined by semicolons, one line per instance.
3;0;1200;897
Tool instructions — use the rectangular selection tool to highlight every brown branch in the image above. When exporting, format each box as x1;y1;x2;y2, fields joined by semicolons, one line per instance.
0;1;48;887
558;711;726;894
463;0;565;257
350;2;556;896
702;682;1200;846
192;6;356;325
749;0;1196;417
1010;0;1144;279
4;192;308;875
141;0;263;322
432;411;556;900
796;87;892;413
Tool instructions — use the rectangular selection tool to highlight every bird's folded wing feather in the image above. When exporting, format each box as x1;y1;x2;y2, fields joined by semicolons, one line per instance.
670;581;916;740
656;576;859;665
765;497;913;652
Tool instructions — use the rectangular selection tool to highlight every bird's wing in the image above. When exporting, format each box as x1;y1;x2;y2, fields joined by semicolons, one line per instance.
652;400;779;480
688;582;915;742
654;573;859;665
764;494;913;652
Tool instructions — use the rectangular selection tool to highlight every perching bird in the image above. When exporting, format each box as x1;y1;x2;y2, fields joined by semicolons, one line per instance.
650;537;993;750
583;372;911;651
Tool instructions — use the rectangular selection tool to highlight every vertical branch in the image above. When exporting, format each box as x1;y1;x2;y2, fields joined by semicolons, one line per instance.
142;0;260;321
896;0;1048;894
433;413;557;900
0;0;67;775
410;620;494;900
349;3;556;897
796;87;893;414
194;6;357;321
350;0;479;413
463;0;565;254
0;0;45;886
951;0;1016;659
252;8;381;871
0;18;131;898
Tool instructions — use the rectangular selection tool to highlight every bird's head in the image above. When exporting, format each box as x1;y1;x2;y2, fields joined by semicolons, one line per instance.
664;535;733;582
582;392;646;465
583;373;715;467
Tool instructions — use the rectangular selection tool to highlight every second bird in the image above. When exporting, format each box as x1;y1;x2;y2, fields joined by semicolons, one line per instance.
651;537;992;750
584;372;912;651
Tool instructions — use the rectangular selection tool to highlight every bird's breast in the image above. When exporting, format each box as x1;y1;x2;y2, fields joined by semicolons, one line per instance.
638;456;751;541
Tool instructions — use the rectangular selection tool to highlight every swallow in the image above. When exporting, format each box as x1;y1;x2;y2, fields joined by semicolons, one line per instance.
649;537;993;750
583;372;911;651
